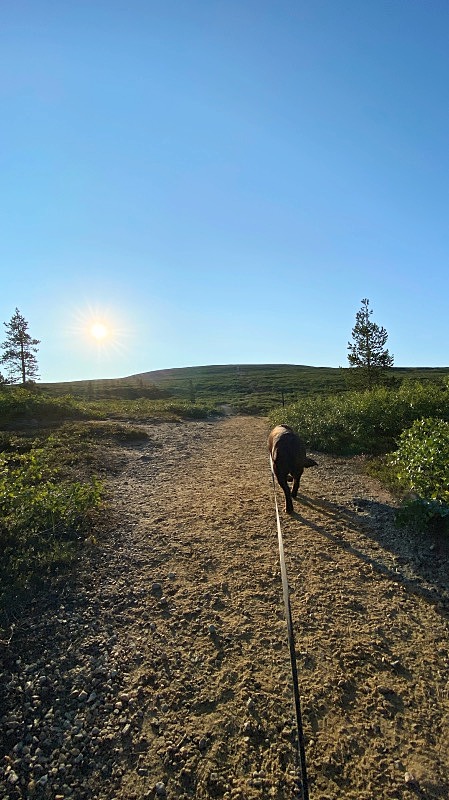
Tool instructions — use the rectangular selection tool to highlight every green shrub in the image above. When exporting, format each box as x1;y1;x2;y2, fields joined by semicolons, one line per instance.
387;418;449;533
77;397;220;421
395;498;449;533
50;421;150;442
389;418;449;503
0;447;103;601
269;382;449;455
0;387;224;426
0;388;95;422
0;431;36;453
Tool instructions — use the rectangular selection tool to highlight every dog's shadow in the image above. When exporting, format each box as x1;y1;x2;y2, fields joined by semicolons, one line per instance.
287;493;449;618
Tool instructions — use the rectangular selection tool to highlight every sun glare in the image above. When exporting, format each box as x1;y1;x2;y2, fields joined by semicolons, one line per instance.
90;322;108;341
67;304;132;364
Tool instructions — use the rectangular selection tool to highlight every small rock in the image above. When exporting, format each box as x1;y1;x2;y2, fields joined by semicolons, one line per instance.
404;771;416;785
155;781;167;796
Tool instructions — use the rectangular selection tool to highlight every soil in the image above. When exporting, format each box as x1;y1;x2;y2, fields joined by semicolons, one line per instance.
1;415;449;800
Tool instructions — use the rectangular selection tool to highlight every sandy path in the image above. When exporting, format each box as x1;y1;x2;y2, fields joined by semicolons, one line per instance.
1;415;449;800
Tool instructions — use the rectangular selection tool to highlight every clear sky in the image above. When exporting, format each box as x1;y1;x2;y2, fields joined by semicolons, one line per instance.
1;0;448;383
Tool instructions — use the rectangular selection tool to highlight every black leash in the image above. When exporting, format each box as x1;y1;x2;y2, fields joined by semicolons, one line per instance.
270;457;310;800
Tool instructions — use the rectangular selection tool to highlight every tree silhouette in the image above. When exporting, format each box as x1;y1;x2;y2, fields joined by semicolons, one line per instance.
347;298;393;389
1;308;40;384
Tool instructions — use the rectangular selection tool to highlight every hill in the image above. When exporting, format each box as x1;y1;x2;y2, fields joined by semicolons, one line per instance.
41;364;449;414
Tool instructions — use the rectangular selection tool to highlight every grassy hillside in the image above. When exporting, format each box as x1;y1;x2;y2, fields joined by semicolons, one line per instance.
41;364;449;414
128;363;349;407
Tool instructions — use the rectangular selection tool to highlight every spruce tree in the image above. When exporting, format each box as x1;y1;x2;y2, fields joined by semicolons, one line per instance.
1;308;40;384
347;298;393;389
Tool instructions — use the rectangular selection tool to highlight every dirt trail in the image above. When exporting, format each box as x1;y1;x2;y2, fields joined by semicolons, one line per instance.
1;415;449;800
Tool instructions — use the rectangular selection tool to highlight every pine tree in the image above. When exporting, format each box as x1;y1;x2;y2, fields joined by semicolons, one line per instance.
1;308;40;384
347;298;393;389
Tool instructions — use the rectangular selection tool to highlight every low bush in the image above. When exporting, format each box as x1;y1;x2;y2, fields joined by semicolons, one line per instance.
0;445;104;603
0;387;94;422
389;418;449;503
388;418;449;532
73;397;221;421
395;498;449;533
50;421;151;443
269;381;449;455
0;388;222;425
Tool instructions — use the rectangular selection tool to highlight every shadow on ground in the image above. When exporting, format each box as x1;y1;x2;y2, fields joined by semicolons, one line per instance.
292;493;449;617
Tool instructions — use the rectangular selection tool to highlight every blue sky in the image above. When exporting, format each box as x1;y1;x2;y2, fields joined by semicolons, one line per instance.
1;0;448;382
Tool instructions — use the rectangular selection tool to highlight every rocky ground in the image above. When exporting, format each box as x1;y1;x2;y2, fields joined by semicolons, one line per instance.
1;415;449;800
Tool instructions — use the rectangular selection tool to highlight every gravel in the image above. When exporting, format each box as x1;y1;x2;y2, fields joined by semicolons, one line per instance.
1;416;449;799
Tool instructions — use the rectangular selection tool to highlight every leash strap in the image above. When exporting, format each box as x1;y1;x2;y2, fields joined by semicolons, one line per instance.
270;456;310;800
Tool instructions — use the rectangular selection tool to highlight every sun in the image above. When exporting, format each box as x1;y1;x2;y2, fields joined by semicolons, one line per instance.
90;322;108;341
68;303;132;363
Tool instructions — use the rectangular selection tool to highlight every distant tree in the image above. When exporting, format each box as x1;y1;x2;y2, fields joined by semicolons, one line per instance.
1;308;40;385
347;298;393;389
188;379;196;402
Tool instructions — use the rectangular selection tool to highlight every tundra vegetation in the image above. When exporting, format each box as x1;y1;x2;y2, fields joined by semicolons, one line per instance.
389;417;449;531
270;378;449;534
41;362;449;413
1;365;449;608
0;386;220;606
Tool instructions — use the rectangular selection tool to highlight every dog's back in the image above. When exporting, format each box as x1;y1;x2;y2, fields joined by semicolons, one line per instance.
268;424;317;513
268;425;305;468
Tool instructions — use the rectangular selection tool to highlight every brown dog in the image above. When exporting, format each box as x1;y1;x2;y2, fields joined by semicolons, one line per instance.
268;425;317;514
